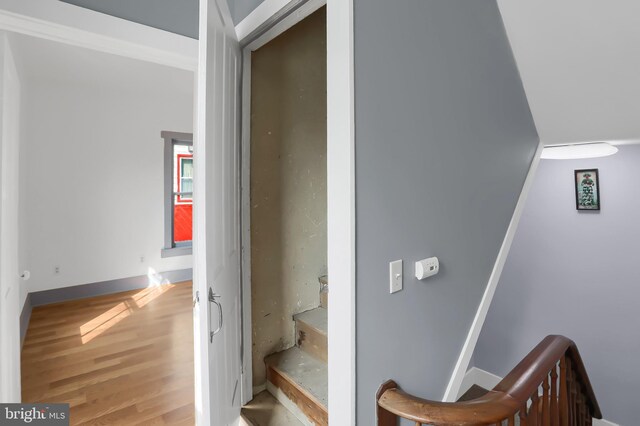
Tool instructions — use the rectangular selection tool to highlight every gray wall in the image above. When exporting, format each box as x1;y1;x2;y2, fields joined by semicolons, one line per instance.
354;0;538;423
60;0;200;39
60;0;265;34
231;0;264;24
474;145;640;426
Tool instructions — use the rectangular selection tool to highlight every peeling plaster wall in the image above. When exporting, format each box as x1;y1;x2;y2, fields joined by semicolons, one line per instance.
250;7;326;387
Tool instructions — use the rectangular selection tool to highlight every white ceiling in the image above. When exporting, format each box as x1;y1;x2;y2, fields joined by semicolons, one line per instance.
13;33;194;97
498;0;640;145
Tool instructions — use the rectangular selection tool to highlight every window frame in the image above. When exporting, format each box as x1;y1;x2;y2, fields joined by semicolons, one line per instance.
161;130;194;258
177;154;193;203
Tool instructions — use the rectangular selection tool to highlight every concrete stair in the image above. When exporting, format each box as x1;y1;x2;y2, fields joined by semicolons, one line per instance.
265;346;327;425
264;277;328;425
294;307;327;363
240;391;304;426
243;276;328;426
319;275;328;309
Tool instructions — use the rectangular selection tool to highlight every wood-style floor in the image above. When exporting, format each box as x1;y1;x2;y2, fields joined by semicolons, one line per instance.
21;281;195;425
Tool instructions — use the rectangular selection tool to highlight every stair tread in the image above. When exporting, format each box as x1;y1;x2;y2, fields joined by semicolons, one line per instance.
241;390;304;426
265;346;328;409
293;307;327;336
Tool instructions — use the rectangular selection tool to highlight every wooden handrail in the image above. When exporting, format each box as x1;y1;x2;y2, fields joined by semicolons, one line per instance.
377;335;602;426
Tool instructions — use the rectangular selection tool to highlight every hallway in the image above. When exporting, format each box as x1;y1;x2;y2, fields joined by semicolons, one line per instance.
21;282;194;425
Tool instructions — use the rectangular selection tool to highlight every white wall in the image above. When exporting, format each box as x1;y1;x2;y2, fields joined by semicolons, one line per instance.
24;65;193;293
0;32;24;402
17;48;27;310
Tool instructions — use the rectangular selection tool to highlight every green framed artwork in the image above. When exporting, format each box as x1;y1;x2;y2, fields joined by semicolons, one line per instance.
574;169;600;211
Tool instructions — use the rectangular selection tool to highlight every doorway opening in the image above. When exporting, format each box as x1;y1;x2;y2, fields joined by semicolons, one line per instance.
240;6;328;425
14;33;196;424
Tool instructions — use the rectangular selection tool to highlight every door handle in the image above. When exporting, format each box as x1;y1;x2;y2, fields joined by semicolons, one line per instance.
208;287;223;342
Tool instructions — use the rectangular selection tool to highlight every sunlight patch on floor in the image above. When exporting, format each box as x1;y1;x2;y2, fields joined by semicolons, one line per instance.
79;283;175;344
133;284;174;308
80;301;133;344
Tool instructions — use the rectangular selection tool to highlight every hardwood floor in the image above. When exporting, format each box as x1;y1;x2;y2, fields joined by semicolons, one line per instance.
21;281;195;425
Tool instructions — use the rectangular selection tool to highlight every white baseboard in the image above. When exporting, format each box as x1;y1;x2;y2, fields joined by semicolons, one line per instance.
461;367;618;426
457;367;502;399
593;419;619;426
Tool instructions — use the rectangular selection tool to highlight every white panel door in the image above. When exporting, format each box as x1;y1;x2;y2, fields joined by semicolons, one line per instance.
193;0;242;424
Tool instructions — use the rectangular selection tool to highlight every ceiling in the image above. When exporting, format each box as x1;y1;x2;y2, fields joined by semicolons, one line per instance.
13;34;194;98
17;1;640;147
497;0;640;145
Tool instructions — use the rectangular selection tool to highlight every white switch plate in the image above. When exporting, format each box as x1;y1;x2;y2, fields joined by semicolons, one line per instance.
389;259;403;294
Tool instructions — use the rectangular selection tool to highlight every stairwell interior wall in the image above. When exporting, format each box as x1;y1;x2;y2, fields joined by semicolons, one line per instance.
473;145;640;426
249;7;327;388
353;1;539;423
23;59;193;294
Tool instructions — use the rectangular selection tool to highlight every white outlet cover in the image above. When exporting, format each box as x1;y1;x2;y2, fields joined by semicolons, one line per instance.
389;260;403;294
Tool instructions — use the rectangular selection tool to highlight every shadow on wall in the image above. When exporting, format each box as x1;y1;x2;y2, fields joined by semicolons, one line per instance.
474;144;640;426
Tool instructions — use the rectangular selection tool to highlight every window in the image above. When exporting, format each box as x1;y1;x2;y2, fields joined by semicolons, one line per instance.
161;131;193;257
178;157;193;202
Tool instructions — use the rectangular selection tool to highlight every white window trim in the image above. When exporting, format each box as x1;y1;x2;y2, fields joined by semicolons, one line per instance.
178;156;194;203
161;130;194;258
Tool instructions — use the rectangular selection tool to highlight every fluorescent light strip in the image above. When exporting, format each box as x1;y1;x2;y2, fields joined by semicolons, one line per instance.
541;142;618;160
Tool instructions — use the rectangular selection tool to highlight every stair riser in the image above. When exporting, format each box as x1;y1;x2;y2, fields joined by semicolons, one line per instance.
267;366;328;426
296;321;327;363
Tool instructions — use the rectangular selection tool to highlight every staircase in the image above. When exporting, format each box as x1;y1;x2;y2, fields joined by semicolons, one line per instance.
242;276;328;426
376;335;602;426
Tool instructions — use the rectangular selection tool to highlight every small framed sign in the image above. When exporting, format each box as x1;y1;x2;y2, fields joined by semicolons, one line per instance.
574;169;600;211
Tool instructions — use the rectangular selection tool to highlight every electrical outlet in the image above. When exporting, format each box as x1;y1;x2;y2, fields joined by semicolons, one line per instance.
140;256;145;263
54;266;60;274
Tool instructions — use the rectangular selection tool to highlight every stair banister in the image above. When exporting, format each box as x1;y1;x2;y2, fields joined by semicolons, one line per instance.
376;335;602;426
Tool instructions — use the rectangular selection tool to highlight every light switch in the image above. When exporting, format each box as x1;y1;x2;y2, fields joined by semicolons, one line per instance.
389;260;403;294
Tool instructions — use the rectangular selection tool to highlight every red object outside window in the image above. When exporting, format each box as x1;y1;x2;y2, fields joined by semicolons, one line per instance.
174;153;193;242
174;204;192;243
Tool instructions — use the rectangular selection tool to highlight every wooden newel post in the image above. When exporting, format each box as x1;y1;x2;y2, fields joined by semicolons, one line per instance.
377;380;399;426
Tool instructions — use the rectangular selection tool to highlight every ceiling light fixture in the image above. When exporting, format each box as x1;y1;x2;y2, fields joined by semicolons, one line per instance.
540;142;619;160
